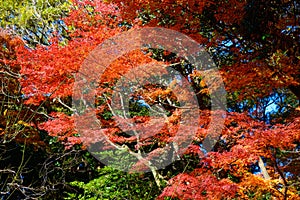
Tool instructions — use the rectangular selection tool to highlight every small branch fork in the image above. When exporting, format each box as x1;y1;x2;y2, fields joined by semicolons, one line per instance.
102;93;165;187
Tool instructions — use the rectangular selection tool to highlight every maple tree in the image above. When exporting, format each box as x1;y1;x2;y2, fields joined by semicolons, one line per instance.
1;0;300;199
0;28;47;146
104;1;300;198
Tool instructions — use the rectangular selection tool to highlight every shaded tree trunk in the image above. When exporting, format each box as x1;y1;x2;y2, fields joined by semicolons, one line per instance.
289;85;300;102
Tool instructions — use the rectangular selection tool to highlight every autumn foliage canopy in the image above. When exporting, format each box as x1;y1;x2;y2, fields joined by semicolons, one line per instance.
1;0;300;199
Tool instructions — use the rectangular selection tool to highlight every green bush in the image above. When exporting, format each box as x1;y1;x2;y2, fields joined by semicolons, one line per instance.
65;166;161;200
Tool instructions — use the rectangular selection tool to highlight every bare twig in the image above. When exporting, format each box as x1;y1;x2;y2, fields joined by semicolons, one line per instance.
55;97;76;112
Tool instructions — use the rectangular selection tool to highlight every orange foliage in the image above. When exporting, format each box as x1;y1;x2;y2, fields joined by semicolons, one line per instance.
11;0;300;199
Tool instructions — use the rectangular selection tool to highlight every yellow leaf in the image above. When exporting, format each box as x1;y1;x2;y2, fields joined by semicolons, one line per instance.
3;109;7;116
17;120;30;127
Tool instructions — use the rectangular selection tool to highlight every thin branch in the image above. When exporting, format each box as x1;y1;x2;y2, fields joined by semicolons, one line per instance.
26;107;54;119
258;156;271;180
0;169;16;174
102;93;164;187
273;149;289;200
55;97;76;112
0;70;21;78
